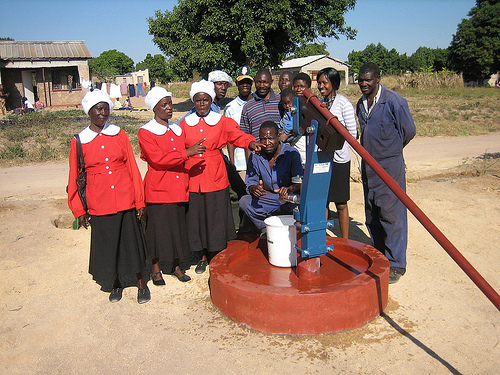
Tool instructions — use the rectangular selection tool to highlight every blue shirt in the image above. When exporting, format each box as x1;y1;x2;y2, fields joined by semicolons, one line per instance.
245;142;303;194
279;111;293;134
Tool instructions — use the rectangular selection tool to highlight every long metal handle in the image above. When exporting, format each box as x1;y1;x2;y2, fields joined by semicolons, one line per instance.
302;88;500;311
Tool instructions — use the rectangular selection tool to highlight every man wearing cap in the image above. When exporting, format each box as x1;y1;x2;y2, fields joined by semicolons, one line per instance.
239;68;281;147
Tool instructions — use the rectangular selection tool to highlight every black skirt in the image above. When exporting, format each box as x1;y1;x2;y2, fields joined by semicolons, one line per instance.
328;161;351;203
186;187;237;253
144;202;191;273
89;209;147;292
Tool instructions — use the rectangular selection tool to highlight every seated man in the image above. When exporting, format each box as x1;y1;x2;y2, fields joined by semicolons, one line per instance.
239;121;303;233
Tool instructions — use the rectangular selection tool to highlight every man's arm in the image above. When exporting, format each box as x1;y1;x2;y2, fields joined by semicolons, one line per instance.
394;96;416;147
245;153;266;197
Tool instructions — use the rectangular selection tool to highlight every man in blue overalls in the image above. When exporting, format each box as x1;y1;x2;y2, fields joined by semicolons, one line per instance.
356;62;416;284
239;121;303;233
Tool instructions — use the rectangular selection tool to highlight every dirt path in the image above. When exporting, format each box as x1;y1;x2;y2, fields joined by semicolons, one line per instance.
0;134;499;374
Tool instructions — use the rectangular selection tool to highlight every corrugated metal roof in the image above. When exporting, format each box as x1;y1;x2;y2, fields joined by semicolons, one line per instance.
0;41;91;60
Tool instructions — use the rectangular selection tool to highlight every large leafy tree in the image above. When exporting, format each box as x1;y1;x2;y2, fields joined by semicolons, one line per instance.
348;43;405;75
148;0;356;80
448;0;500;82
407;47;450;72
88;49;134;81
431;48;450;72
288;42;330;59
136;53;178;83
408;47;436;72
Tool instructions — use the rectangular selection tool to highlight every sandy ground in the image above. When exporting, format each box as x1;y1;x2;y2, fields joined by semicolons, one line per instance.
1;131;499;374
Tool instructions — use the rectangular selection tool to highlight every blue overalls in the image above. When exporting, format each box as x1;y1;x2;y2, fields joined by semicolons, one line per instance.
239;143;303;232
356;85;416;270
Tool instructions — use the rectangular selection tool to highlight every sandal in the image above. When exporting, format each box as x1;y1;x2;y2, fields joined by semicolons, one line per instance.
172;269;191;283
151;271;166;286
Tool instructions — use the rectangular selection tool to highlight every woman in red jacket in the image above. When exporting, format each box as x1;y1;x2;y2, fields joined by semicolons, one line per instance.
181;80;261;274
139;86;205;285
67;89;150;304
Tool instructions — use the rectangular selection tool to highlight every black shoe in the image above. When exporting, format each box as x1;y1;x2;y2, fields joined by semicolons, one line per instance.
137;287;151;304
389;268;406;284
109;287;123;303
172;270;192;282
195;260;208;274
151;271;166;286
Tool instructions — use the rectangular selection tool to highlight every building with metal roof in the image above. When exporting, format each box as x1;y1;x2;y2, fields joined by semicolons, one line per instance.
0;41;91;109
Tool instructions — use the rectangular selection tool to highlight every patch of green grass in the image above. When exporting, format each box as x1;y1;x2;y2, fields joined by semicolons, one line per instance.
0;144;26;159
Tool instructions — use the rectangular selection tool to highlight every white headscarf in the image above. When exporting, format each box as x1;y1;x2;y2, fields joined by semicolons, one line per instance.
189;79;216;102
208;70;233;86
81;89;114;115
145;86;172;111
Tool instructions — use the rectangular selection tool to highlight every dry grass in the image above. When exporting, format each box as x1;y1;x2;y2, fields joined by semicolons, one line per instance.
0;110;144;166
332;79;500;137
1;75;499;166
395;72;463;90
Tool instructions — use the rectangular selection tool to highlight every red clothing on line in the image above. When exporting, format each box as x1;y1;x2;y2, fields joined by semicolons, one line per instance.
68;127;145;218
138;120;189;203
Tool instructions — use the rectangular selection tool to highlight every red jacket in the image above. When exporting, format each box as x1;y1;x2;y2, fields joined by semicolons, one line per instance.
181;111;255;193
68;124;145;218
138;120;189;203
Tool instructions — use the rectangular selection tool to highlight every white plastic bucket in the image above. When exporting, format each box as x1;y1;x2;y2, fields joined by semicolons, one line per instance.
264;215;297;267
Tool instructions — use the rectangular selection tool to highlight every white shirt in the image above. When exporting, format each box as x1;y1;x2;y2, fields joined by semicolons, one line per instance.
328;93;358;163
362;85;381;116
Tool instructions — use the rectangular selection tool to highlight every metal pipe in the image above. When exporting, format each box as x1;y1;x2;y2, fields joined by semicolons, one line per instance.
302;88;500;311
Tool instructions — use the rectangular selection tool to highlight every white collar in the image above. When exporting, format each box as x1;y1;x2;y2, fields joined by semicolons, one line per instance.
362;85;381;115
141;119;182;136
78;123;120;144
185;111;222;126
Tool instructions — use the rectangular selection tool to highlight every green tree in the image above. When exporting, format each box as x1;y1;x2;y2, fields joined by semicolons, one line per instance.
448;0;500;82
0;37;14;41
88;49;134;81
288;42;330;59
432;48;450;72
408;47;436;72
148;0;356;80
348;43;405;75
136;53;178;83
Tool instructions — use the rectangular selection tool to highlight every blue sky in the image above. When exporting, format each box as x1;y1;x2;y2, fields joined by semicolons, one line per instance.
0;0;475;65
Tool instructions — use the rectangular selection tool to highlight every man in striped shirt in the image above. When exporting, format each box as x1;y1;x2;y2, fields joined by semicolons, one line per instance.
239;69;281;150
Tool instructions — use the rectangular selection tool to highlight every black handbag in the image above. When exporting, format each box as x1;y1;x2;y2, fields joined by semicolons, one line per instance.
74;134;88;212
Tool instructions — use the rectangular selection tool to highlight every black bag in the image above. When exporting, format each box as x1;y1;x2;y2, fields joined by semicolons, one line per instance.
74;134;88;212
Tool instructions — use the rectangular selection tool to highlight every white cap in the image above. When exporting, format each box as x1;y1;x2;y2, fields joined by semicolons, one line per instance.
189;79;216;102
145;86;172;111
81;89;114;115
208;70;233;86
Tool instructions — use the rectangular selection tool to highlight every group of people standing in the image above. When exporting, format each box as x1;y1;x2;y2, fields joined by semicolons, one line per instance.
67;61;416;305
67;73;261;304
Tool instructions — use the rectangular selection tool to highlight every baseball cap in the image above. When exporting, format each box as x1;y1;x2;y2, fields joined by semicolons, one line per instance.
236;66;253;81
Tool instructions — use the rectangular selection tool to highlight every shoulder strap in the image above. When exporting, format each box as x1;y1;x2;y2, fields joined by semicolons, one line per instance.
74;134;85;172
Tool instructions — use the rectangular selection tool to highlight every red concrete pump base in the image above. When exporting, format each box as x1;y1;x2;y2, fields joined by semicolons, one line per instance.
209;236;390;335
